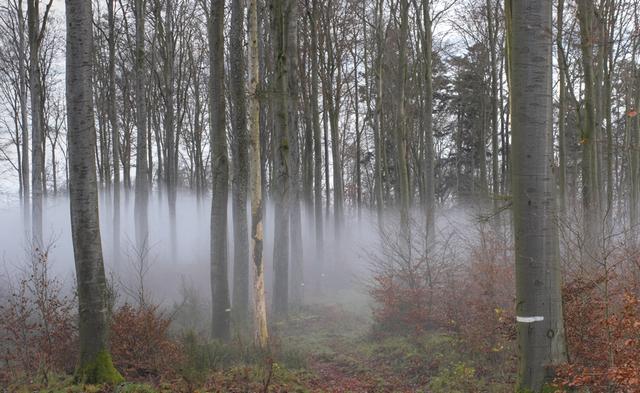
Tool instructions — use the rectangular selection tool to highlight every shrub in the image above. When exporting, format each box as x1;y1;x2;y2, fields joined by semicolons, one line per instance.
0;247;77;384
110;304;184;380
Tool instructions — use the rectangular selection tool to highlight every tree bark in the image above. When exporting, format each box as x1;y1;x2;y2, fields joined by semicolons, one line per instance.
248;0;269;348
557;0;567;216
65;0;122;383
27;0;46;248
287;0;304;307
577;0;600;252
108;0;121;264
209;0;231;340
396;0;411;236
230;0;250;329
310;0;324;289
134;0;150;249
272;0;292;321
506;0;568;390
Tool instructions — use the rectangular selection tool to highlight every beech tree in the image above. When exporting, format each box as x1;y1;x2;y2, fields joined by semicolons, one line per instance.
65;0;122;383
507;0;567;389
208;0;230;340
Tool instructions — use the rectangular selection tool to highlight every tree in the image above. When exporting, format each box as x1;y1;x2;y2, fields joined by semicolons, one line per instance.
230;0;250;328
108;0;121;264
287;0;304;307
271;0;292;321
506;0;567;390
248;0;269;348
396;0;411;236
65;0;122;383
134;0;150;248
208;0;230;340
416;0;435;240
309;0;324;289
27;0;53;248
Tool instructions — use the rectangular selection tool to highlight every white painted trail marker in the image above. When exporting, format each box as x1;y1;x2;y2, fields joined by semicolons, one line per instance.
516;316;545;323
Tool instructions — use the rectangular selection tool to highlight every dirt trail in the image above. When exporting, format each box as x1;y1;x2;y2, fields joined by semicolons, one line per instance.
285;304;423;393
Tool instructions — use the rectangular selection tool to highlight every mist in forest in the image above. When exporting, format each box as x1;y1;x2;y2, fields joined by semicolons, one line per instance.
0;191;482;307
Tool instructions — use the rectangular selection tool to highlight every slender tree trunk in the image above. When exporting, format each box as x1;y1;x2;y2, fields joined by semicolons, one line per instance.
354;45;362;220
557;0;567;216
65;0;122;383
420;0;435;240
209;0;231;341
577;0;600;259
108;0;121;264
27;0;45;248
134;0;150;249
506;0;567;390
310;0;324;289
373;0;384;227
487;0;499;221
230;0;250;329
396;0;411;236
164;0;178;263
287;0;304;306
248;0;269;348
272;0;291;321
18;0;30;233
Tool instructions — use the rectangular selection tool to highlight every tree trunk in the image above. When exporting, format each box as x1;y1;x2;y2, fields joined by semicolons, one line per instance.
310;0;324;290
396;0;411;237
230;0;250;329
65;0;122;383
18;0;30;232
272;0;291;321
134;0;150;249
164;0;178;263
108;0;121;264
577;0;600;252
248;0;269;348
27;0;45;248
487;0;499;221
373;0;384;227
209;0;231;341
557;0;567;216
506;0;568;390
420;0;435;240
287;0;304;307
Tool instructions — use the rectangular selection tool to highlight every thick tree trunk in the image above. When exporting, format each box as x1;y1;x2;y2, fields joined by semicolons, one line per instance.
506;0;568;390
65;0;122;383
209;0;231;341
248;0;269;348
230;0;250;329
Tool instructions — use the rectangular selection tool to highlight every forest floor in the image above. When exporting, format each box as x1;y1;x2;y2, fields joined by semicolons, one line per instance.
9;290;512;393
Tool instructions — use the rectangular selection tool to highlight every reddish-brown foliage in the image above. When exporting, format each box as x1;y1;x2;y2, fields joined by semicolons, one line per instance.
110;303;184;380
557;273;640;392
0;249;77;383
369;228;517;373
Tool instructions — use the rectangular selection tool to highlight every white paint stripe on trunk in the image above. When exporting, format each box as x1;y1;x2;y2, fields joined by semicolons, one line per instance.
516;316;544;323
